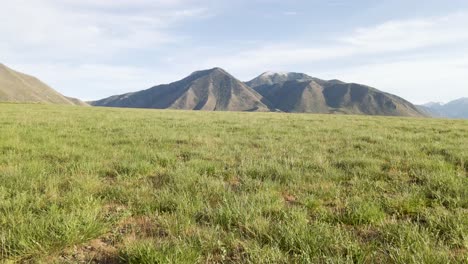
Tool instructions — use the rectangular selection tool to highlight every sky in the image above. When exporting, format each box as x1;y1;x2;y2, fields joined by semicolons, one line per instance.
1;0;468;103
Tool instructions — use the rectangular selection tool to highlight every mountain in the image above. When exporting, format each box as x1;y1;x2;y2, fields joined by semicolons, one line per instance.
93;68;426;117
246;71;328;88
0;63;87;106
418;98;468;119
92;68;271;112
249;72;425;117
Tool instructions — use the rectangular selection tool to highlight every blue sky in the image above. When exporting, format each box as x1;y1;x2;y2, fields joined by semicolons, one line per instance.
1;0;468;103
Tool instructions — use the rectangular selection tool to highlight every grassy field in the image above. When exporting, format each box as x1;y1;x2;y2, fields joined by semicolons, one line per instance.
0;103;467;263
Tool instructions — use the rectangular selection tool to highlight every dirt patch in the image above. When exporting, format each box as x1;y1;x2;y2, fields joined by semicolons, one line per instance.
450;247;467;259
148;172;172;189
206;243;250;264
355;227;382;243
120;216;169;239
58;237;119;264
226;177;242;192
103;203;127;215
283;192;301;206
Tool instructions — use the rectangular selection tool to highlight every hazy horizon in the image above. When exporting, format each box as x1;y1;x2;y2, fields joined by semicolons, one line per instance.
1;0;468;103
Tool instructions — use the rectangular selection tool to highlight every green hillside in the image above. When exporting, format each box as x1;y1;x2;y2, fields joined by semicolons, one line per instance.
0;104;466;263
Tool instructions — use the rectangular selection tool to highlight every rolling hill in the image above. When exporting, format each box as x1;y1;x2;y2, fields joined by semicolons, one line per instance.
0;63;87;106
248;73;426;117
92;68;271;111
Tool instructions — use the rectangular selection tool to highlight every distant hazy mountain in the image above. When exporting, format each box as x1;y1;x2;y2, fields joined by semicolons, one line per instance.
249;72;425;117
0;63;87;106
418;98;468;119
92;68;271;112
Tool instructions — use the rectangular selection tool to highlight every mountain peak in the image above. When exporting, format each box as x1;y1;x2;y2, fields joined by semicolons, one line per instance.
260;71;289;77
92;68;271;112
253;79;425;117
192;67;227;74
188;67;231;79
246;71;314;88
206;67;227;74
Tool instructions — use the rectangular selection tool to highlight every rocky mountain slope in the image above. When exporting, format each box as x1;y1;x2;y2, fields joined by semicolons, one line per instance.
248;73;425;117
92;68;271;112
92;68;426;117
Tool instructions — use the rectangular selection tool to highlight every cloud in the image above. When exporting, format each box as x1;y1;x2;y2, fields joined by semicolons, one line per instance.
174;11;466;103
0;0;214;100
0;0;209;61
341;12;468;52
201;12;468;73
50;0;198;8
2;2;467;103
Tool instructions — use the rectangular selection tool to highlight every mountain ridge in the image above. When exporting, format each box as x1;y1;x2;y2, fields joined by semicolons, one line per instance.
92;68;426;117
246;72;316;88
92;67;272;112
251;76;425;117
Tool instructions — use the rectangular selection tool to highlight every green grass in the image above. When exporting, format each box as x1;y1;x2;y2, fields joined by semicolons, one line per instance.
0;103;467;263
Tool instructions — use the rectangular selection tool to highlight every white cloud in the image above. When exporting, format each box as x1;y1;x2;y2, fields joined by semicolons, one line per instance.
0;0;208;60
189;12;468;102
341;12;468;52
202;12;468;74
1;1;467;103
0;0;212;100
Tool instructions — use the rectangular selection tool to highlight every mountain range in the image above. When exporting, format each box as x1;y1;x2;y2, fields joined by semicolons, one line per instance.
3;63;465;118
418;98;468;119
0;64;87;106
92;68;426;117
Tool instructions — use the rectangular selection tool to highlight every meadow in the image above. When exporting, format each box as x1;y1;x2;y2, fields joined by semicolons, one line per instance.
0;103;466;263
